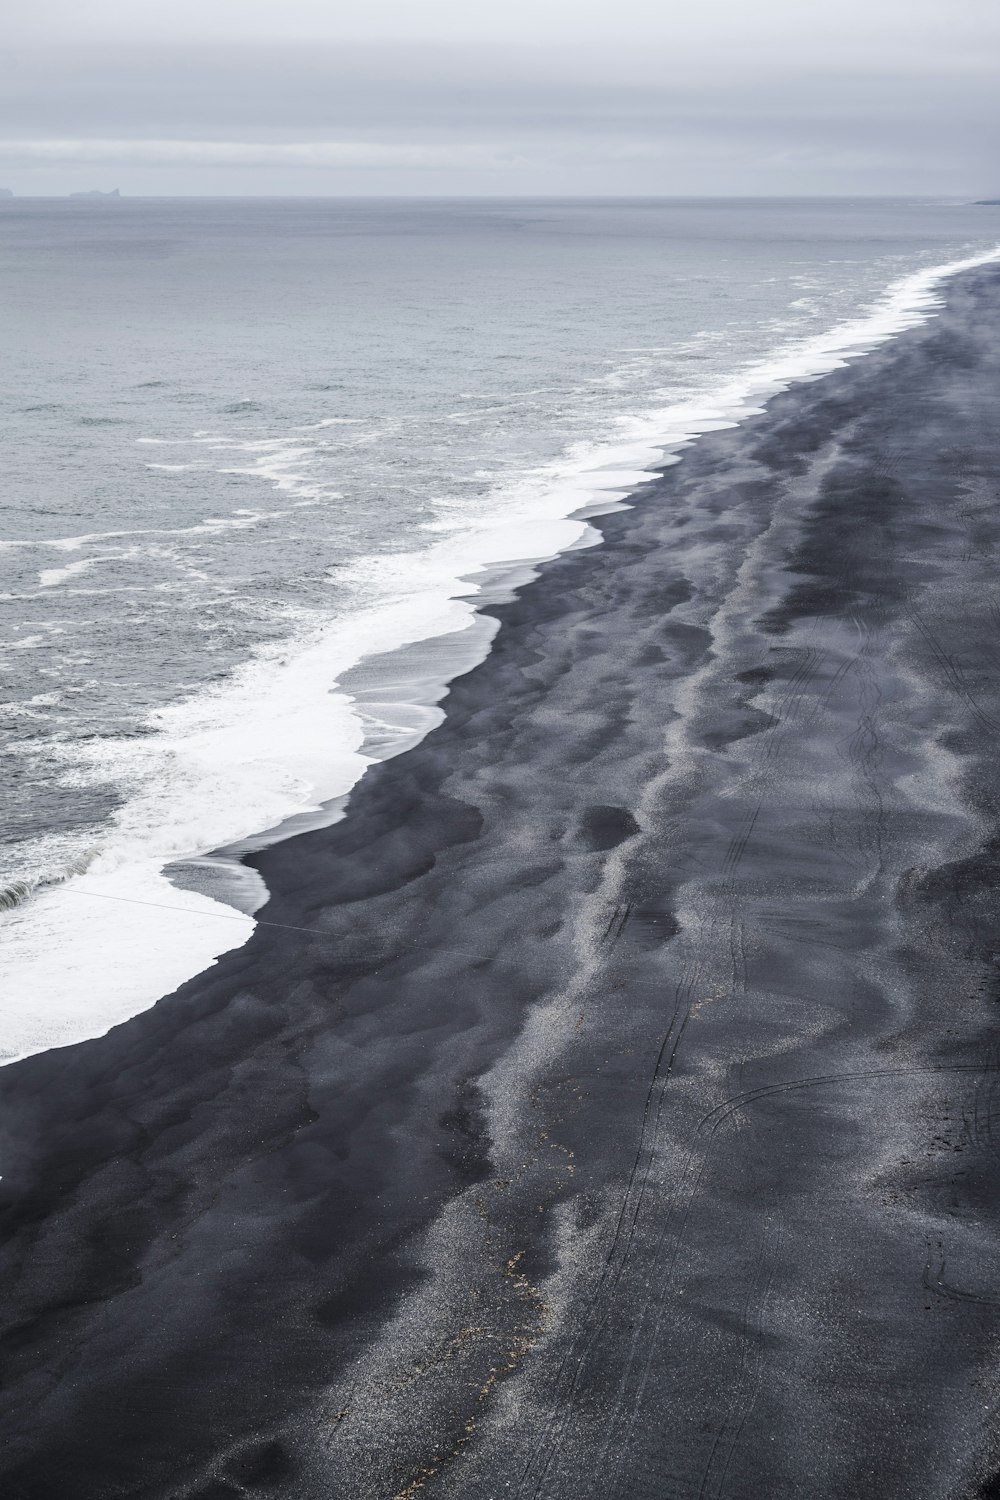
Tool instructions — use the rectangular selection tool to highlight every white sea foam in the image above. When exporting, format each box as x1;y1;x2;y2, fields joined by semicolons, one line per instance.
0;508;291;557
2;633;45;650
38;556;99;588
0;870;254;1066
3;243;998;1064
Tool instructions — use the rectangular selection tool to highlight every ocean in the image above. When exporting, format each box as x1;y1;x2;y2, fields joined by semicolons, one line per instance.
2;195;998;1062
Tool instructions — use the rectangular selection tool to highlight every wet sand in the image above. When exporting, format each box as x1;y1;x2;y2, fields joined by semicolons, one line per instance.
4;265;1000;1499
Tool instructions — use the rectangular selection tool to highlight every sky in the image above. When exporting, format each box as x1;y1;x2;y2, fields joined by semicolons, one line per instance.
4;0;1000;196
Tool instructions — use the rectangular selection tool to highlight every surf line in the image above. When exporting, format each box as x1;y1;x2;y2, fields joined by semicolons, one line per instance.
55;885;495;963
57;885;318;936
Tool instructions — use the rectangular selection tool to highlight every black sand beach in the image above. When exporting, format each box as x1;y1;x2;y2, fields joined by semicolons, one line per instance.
4;264;1000;1499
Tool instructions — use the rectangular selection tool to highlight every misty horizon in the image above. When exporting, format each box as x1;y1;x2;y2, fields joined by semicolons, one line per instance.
5;0;1000;197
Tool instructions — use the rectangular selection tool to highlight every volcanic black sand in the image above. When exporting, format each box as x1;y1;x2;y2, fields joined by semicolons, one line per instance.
5;265;1000;1500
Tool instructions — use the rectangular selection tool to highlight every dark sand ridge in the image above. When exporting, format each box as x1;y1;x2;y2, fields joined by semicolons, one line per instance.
3;265;1000;1499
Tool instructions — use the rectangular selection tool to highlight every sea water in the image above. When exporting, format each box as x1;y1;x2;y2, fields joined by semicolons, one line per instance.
2;195;998;1061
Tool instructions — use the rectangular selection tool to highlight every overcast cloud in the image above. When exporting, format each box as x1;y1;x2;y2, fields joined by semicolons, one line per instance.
4;0;1000;195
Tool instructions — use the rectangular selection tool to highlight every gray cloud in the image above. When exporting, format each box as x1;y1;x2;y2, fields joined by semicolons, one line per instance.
9;0;1000;62
0;137;523;169
4;11;999;196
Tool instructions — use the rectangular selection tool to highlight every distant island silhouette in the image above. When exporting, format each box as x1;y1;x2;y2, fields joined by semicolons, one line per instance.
0;189;13;199
69;189;121;199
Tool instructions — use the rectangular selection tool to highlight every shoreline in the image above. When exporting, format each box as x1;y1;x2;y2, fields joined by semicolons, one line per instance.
4;261;1000;1497
5;241;999;1066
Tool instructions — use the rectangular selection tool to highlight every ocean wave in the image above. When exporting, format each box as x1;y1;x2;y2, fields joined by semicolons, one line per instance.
0;848;95;913
0;879;36;913
0;508;292;554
